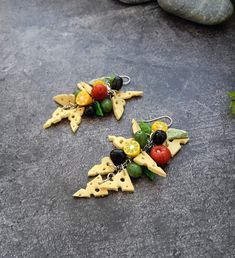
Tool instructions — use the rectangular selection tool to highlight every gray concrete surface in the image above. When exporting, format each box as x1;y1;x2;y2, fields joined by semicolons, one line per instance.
0;0;234;257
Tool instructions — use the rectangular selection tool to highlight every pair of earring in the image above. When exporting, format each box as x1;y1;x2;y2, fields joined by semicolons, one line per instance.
43;75;142;132
43;74;189;199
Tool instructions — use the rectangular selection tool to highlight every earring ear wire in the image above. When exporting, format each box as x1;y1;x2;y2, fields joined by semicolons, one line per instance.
43;74;143;133
73;116;189;199
140;115;173;127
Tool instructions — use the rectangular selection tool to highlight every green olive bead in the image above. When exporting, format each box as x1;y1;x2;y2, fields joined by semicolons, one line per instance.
134;130;148;148
127;162;142;178
100;98;113;113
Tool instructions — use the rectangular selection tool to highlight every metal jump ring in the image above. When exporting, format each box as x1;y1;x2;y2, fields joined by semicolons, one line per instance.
99;173;114;185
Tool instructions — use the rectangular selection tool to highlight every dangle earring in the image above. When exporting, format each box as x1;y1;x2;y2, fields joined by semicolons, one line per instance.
73;116;189;198
43;75;143;133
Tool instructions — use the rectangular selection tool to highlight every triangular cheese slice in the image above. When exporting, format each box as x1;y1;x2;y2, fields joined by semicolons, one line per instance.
115;91;143;100
73;175;109;198
111;95;126;120
68;107;85;132
166;138;189;157
77;82;92;95
132;119;141;134
133;151;166;177
53;94;75;106
43;107;85;133
108;135;133;149
100;169;134;192
88;157;115;176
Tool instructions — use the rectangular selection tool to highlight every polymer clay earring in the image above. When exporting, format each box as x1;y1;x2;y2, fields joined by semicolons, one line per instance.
43;75;143;133
73;116;189;198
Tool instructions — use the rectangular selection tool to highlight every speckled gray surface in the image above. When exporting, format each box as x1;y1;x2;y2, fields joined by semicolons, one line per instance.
0;0;235;257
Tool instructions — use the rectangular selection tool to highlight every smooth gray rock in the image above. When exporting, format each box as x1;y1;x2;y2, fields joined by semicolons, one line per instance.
119;0;152;4
158;0;234;25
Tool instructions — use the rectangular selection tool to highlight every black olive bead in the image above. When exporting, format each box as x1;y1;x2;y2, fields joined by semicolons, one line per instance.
111;76;123;91
151;130;167;145
110;149;127;166
84;106;95;116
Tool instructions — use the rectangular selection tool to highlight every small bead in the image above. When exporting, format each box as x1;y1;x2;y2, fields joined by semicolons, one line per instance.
123;140;141;158
151;121;168;132
127;162;142;178
151;130;167;145
76;91;93;106
134;130;148;148
110;76;123;91
110;149;127;166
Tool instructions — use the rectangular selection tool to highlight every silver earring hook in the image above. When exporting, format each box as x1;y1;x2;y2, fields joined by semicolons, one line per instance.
119;75;131;85
140;115;173;127
104;75;131;86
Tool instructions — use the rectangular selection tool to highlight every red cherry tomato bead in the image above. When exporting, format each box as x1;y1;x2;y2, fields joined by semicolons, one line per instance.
91;84;108;101
150;145;171;165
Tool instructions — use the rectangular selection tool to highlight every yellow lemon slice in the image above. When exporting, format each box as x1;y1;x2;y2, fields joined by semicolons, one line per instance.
151;121;168;132
76;91;93;106
91;79;107;87
123;140;141;158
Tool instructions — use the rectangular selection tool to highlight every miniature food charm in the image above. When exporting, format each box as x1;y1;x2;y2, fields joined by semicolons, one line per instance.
73;117;189;198
76;91;93;106
166;128;188;140
151;130;167;145
150;145;171;165
43;74;143;133
123;140;141;158
151;121;168;132
91;84;108;101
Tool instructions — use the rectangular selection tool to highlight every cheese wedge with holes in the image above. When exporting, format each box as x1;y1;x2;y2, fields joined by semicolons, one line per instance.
133;151;166;177
108;135;133;149
88;157;115;177
77;82;92;95
111;96;126;120
100;169;134;192
73;175;108;198
53;94;75;106
166;138;189;157
43;107;85;133
115;91;143;100
132;119;141;134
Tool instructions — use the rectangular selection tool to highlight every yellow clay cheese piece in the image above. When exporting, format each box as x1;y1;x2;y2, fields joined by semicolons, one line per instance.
132;119;141;134
133;151;166;177
53;94;75;106
108;135;133;149
77;81;92;95
115;91;143;100
111;95;126;120
43;106;85;133
166;138;189;157
100;169;134;192
88;157;115;177
73;175;108;198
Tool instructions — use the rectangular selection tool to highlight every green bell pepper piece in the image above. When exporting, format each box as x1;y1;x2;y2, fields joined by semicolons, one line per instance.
142;167;156;181
93;101;104;116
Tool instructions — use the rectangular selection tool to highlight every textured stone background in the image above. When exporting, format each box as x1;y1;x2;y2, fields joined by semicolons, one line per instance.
0;0;234;257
